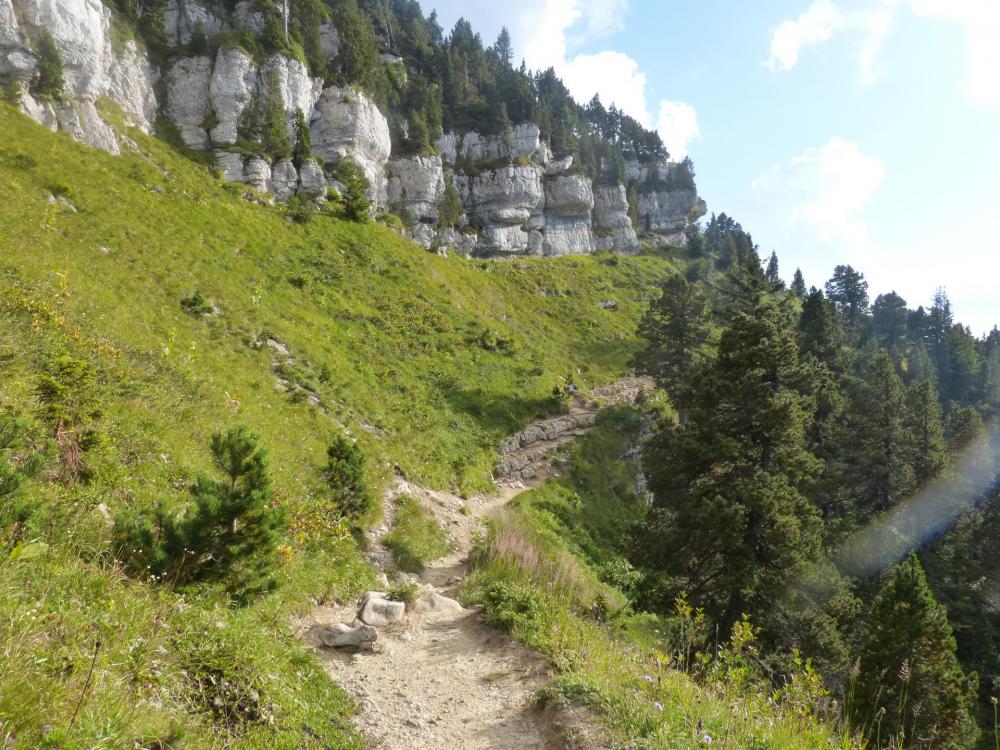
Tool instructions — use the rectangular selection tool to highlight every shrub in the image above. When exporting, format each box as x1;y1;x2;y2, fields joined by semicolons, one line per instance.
325;435;374;521
30;30;64;100
180;289;213;317
1;79;21;105
116;426;287;603
34;356;100;483
0;414;45;528
480;580;545;632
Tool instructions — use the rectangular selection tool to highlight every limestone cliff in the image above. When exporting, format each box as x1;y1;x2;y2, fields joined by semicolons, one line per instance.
0;0;704;256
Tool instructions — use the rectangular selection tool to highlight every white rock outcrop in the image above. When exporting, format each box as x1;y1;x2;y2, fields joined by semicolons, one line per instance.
437;123;545;165
269;158;298;200
298;158;327;196
593;183;639;253
310;86;391;208
207;47;255;146
541;173;594;256
3;0;158;151
164;0;225;46
637;187;705;245
166;55;213;148
386;155;445;223
260;53;323;142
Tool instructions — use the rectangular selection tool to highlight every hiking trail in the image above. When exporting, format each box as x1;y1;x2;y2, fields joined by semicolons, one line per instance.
296;378;651;750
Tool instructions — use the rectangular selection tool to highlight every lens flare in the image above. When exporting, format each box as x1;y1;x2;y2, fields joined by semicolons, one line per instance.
836;421;1000;578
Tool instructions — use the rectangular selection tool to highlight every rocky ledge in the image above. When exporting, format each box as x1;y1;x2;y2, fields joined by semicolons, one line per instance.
1;0;704;256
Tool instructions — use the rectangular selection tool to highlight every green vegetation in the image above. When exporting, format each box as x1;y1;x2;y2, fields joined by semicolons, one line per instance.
334;157;371;221
465;410;859;748
631;213;1000;748
383;496;451;573
30;30;64;100
115;426;288;602
0;104;681;746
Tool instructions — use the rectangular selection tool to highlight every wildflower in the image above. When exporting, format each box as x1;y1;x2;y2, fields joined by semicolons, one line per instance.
899;659;911;682
643;674;654;683
702;734;713;744
654;701;664;711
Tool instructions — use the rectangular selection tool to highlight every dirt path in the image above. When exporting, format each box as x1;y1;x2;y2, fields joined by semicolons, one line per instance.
296;378;651;750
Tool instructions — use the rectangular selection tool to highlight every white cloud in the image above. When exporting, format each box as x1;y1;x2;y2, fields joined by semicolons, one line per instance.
656;100;700;159
766;0;843;71
766;1;895;84
751;138;885;259
905;0;1000;108
767;0;1000;106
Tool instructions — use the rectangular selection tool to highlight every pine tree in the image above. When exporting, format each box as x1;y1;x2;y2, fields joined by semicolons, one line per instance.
492;26;513;67
798;289;846;372
640;300;822;630
764;251;783;290
325;435;373;520
630;274;710;404
850;555;978;749
790;268;807;298
118;427;286;602
825;265;869;330
335;158;371;221
839;351;915;516
872;291;909;353
292;108;311;166
905;379;948;486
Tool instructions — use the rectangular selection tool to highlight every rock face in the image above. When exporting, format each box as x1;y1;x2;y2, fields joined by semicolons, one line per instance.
593;184;639;253
310;86;392;208
2;0;157;152
541;174;594;256
386;155;445;224
164;0;224;46
2;4;703;255
437;123;545;165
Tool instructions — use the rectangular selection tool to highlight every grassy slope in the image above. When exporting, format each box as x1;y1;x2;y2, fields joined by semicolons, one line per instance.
0;105;682;748
463;410;859;749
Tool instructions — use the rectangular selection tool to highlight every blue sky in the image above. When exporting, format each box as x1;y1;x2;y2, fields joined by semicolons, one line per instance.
422;0;1000;334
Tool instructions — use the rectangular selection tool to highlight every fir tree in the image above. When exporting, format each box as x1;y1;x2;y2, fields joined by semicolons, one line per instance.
630;274;710;404
335;158;371;221
798;289;846;373
292;108;311;166
640;299;822;630
871;291;909;353
851;555;978;749
492;26;513;67
325;435;373;520
764;251;783;290
790;268;807;298
905;379;948;486
35;356;100;483
839;351;915;515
